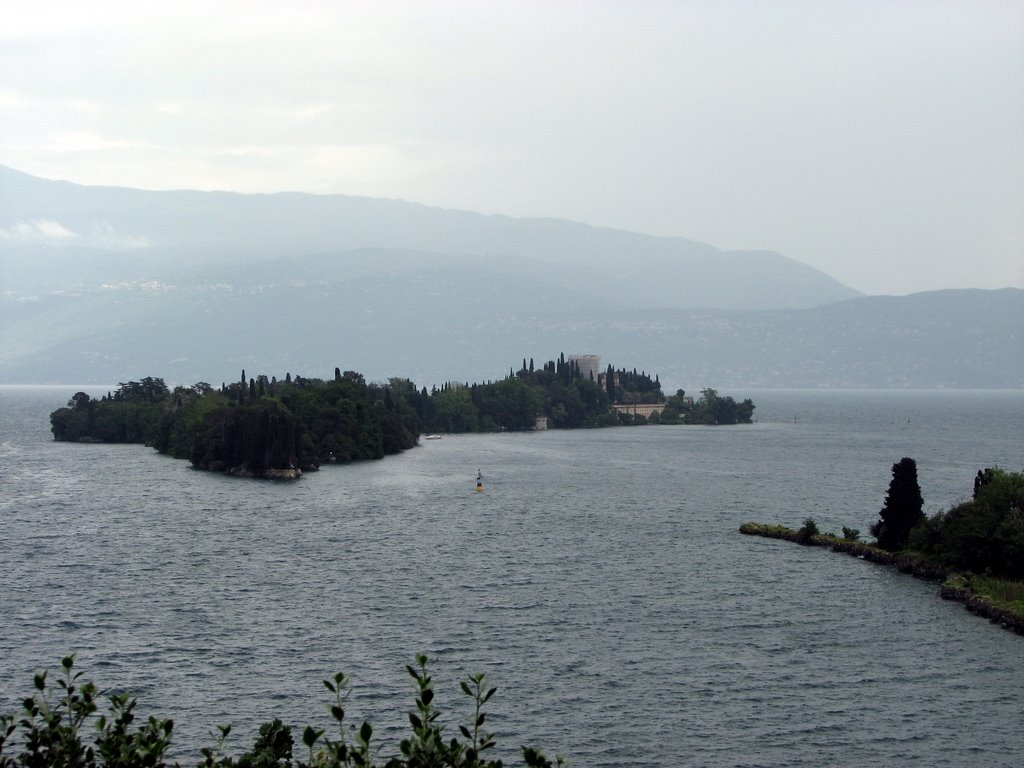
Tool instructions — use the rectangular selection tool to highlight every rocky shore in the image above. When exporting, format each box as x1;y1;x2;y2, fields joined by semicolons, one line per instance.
739;522;1024;636
215;464;303;480
938;583;1024;636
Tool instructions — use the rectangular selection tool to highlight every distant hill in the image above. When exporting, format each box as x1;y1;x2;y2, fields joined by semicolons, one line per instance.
2;166;1020;389
0;165;859;311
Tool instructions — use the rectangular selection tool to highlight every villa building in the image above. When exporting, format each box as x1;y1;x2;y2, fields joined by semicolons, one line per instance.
610;402;668;418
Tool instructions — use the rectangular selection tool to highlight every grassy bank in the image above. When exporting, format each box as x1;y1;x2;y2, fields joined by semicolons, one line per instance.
739;522;1024;636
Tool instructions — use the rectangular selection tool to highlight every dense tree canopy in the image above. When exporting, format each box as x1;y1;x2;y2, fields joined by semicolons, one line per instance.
50;356;755;476
419;354;753;432
654;388;755;426
51;371;421;477
910;468;1024;579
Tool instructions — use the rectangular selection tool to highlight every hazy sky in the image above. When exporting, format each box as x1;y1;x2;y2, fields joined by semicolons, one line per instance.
2;0;1022;296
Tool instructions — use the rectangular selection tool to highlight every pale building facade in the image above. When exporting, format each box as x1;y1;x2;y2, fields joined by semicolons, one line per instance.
610;402;668;418
568;354;601;382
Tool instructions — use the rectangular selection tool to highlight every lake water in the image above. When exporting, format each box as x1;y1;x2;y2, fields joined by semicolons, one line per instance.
1;387;1022;767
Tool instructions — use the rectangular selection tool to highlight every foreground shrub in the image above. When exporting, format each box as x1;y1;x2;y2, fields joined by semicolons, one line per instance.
0;654;564;768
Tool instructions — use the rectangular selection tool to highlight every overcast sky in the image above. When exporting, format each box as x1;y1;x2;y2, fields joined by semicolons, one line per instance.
2;0;1022;296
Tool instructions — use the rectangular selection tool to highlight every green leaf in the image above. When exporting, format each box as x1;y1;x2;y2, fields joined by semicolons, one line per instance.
483;686;497;703
359;721;372;743
33;672;46;691
323;679;336;693
409;713;422;729
476;713;486;726
460;681;473;697
421;688;434;706
330;705;345;721
459;725;472;739
303;725;322;748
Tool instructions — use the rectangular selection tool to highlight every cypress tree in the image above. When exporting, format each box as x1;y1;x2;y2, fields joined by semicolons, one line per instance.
871;457;925;551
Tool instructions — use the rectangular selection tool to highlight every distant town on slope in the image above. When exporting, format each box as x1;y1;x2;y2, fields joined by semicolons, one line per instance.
49;353;755;478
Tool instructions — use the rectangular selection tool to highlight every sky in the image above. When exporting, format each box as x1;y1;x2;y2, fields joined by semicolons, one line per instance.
1;0;1022;296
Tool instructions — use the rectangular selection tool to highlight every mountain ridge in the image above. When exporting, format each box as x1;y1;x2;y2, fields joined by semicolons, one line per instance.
2;166;1018;389
0;165;859;311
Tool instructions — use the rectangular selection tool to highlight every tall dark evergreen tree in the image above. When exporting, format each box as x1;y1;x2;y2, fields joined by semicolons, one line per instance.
871;457;925;551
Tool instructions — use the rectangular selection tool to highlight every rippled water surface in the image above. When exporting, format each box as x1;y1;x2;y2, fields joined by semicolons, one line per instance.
1;387;1022;767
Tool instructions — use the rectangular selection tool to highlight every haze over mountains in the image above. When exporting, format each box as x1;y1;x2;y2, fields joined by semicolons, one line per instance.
1;165;1020;389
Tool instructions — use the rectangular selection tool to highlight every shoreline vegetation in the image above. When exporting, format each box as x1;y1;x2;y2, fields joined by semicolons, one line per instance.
739;465;1024;637
48;355;754;479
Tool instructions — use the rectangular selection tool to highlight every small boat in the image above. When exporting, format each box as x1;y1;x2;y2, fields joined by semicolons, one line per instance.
423;434;443;440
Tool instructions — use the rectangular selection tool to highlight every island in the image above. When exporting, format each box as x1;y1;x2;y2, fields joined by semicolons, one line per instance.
49;353;755;478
